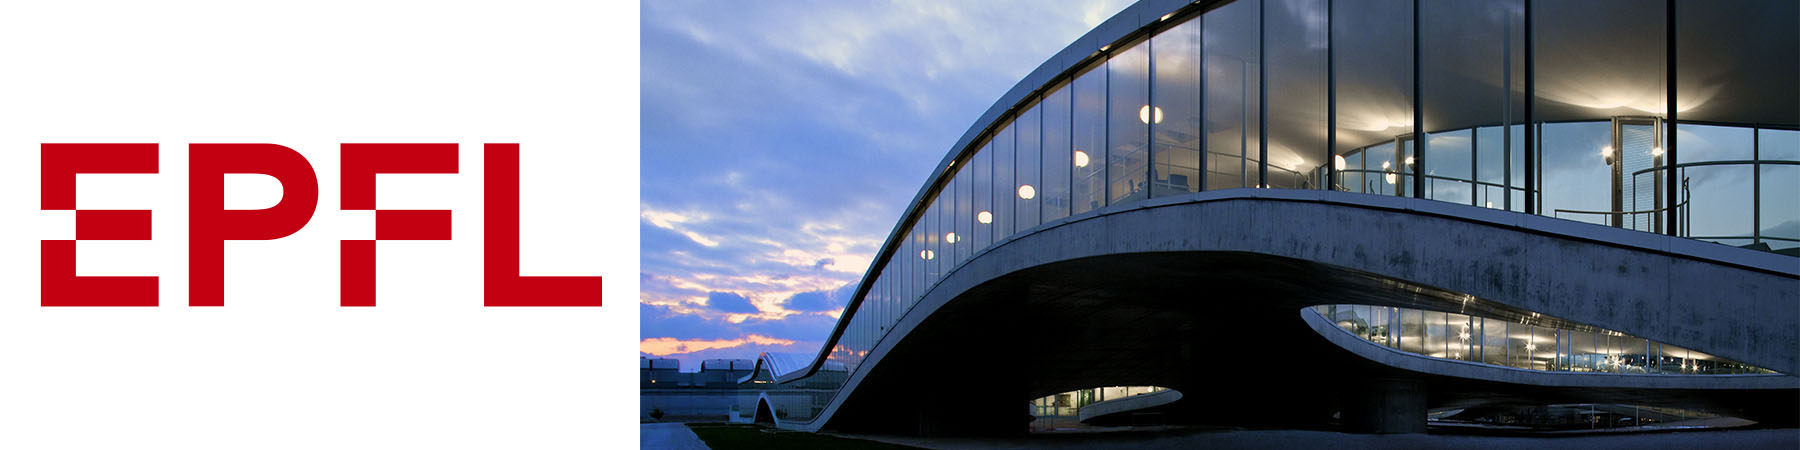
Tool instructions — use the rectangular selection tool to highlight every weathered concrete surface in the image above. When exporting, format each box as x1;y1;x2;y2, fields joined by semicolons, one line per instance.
792;191;1798;434
999;191;1797;375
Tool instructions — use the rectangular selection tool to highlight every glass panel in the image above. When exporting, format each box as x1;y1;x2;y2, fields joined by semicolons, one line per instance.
1511;125;1526;212
972;139;992;252
1684;164;1753;245
1506;321;1531;369
1534;0;1665;222
1424;311;1447;359
938;182;954;279
955;159;973;266
1363;142;1399;195
1765;129;1800;161
1043;82;1073;221
1109;39;1151;205
899;231;911;307
1422;0;1523;203
1447;313;1475;362
1204;0;1261;190
1264;0;1327;190
1151;18;1201;197
1476;127;1508;209
1619;336;1648;374
1017;102;1044;233
1761;164;1799;253
1482;318;1507;366
913;220;925;296
1539;121;1610;225
1763;129;1800;252
1426;129;1474;204
1370;305;1390;345
1531;325;1555;371
1072;63;1108;215
924;197;941;285
1399;308;1423;354
1677;125;1754;244
1332;0;1413;193
993;123;1016;241
1571;330;1597;372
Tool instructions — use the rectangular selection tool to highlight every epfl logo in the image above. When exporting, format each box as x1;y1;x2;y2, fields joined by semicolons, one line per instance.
41;143;601;307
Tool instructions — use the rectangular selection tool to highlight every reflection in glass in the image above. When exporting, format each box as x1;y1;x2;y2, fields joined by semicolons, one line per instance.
1109;39;1151;204
1043;82;1073;221
1017;102;1043;233
1264;0;1327;189
1204;0;1260;190
994;124;1016;238
971;138;992;252
1422;0;1522;206
1332;0;1412;193
1152;18;1201;197
1072;62;1108;214
1426;129;1474;204
1540;121;1610;225
954;156;973;266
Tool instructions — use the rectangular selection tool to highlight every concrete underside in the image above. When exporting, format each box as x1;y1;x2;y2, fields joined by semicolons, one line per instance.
826;251;1797;435
811;194;1799;436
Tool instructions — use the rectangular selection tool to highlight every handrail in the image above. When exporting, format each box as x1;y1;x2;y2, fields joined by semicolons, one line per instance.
1553;177;1689;224
1630;159;1800;178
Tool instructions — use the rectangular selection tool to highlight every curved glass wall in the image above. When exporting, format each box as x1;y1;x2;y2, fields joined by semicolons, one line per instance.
755;0;1797;427
1030;386;1169;431
1312;304;1775;375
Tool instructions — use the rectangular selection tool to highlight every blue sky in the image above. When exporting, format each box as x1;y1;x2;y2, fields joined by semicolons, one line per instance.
640;1;1133;370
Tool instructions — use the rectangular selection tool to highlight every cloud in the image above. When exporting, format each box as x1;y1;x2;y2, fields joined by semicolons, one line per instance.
640;334;797;357
641;0;1135;369
783;291;836;312
704;292;760;314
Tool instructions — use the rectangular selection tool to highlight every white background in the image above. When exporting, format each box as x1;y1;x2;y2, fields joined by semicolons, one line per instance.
0;1;637;448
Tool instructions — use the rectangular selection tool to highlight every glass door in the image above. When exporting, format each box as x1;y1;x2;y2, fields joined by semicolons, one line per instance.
1610;116;1662;232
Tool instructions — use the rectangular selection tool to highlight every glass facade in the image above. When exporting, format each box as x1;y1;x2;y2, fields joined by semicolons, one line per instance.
1317;304;1774;375
747;0;1799;427
1030;386;1169;431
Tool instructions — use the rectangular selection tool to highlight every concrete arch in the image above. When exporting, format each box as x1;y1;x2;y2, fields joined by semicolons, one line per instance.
753;392;778;427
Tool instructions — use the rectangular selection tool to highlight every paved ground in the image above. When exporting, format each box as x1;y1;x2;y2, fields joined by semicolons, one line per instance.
640;423;711;450
847;427;1800;450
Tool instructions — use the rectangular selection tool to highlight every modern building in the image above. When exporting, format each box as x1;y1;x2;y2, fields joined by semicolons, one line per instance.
701;0;1799;435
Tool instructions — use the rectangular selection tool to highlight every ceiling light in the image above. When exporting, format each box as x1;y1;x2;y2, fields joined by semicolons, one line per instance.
1074;150;1090;168
977;211;993;224
1138;105;1163;124
1018;184;1037;200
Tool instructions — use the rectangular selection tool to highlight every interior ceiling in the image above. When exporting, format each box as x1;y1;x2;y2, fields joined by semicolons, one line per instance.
1274;0;1798;154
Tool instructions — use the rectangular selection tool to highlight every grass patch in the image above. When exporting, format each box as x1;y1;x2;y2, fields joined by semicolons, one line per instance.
685;423;919;450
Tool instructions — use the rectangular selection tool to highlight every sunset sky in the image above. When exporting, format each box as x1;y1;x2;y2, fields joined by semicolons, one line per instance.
640;0;1132;370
